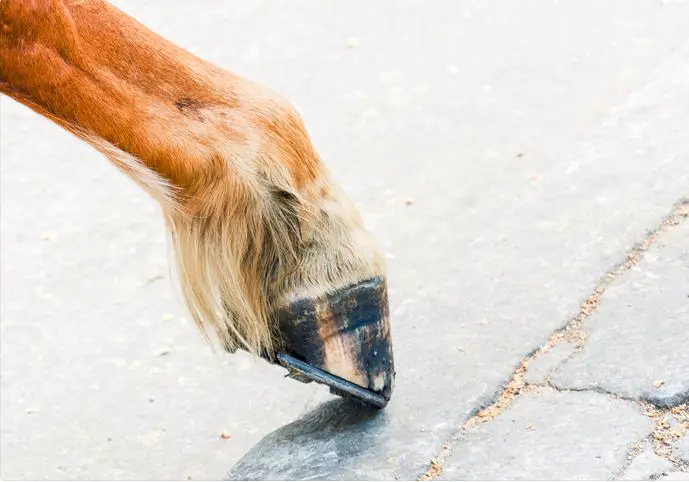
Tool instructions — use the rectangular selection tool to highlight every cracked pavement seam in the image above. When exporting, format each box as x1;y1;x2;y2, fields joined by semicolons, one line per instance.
636;403;689;474
418;199;689;481
609;403;689;479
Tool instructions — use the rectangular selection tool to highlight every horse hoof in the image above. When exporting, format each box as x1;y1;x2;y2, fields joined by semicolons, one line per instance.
270;277;395;409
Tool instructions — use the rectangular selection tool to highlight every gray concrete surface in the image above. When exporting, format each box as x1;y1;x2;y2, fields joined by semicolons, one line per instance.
550;221;689;408
3;0;689;480
661;473;689;481
677;435;689;464
438;390;653;481
619;446;674;481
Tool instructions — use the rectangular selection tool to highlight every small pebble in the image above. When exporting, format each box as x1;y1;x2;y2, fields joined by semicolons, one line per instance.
219;431;232;440
653;379;665;388
404;198;414;206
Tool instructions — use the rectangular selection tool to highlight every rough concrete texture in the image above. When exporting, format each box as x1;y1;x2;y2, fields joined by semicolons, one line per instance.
550;220;689;408
4;0;689;480
660;472;689;481
677;435;689;464
438;390;652;480
524;342;577;386
619;446;674;481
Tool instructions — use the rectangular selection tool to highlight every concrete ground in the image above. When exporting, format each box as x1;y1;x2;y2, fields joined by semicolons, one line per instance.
2;0;689;480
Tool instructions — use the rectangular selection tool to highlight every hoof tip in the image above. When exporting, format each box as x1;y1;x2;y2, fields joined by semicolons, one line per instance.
270;277;395;408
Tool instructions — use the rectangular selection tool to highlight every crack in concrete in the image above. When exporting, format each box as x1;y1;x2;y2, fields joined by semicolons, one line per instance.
540;380;638;402
612;440;651;481
640;402;689;472
535;384;689;474
417;199;689;481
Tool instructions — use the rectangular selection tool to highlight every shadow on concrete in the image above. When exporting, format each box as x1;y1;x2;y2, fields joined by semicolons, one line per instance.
225;398;389;480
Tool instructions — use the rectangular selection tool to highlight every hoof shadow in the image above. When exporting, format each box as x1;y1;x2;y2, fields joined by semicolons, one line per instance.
226;398;389;480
